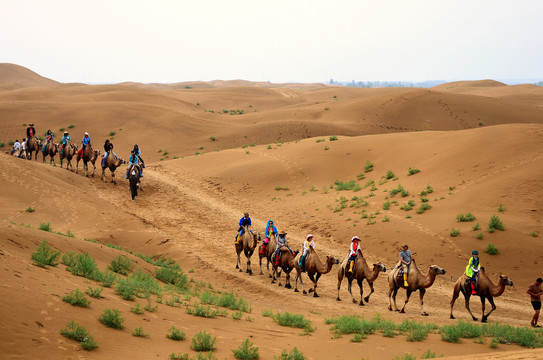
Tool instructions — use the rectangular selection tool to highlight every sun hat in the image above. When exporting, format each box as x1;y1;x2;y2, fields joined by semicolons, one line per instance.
351;236;360;241
279;230;287;235
84;132;89;135
64;131;68;134
29;123;34;126
306;234;313;240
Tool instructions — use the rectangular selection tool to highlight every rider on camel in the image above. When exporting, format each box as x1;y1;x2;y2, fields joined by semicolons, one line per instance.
125;150;142;179
60;131;71;154
25;123;36;149
78;132;91;155
299;234;315;272
465;250;481;295
102;139;117;166
261;220;278;252
347;235;361;273
274;230;293;265
42;130;53;153
235;212;252;244
133;144;145;169
399;244;412;286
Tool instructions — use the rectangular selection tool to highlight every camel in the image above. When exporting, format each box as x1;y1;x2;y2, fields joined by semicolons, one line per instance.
293;247;339;297
42;141;58;165
26;136;41;161
337;249;386;306
450;267;514;322
76;146;99;177
258;233;277;277
271;248;299;288
101;151;125;184
387;257;446;316
59;142;77;171
235;225;260;275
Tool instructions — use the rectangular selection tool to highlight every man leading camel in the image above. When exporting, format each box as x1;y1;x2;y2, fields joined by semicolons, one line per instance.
399;244;412;286
528;278;543;327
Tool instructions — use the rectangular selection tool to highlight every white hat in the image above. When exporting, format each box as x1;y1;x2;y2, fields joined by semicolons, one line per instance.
306;234;313;240
351;236;360;241
84;132;89;135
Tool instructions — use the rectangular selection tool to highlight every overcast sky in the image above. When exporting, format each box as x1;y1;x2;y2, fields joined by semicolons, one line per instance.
2;0;542;84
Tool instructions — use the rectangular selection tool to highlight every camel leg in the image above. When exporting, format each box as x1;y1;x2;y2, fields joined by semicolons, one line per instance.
347;278;356;303
337;267;344;301
400;289;412;313
419;288;428;316
364;281;375;303
450;285;461;319
285;271;292;289
309;273;320;297
91;162;95;177
112;170;116;184
357;278;365;306
259;255;264;275
101;168;106;181
295;270;305;294
235;250;241;271
481;297;496;323
464;294;478;321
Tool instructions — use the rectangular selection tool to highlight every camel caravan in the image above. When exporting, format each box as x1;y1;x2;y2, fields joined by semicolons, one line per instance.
9;125;145;201
235;215;515;322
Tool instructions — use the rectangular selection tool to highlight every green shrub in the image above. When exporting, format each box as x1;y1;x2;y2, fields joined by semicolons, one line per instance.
485;243;499;255
106;243;123;250
109;131;116;136
155;266;189;289
63;289;90;307
472;223;480;230
531;232;539;237
384;170;395;179
419;184;434;196
132;326;149;337
39;222;52;232
99;308;124;329
457;213;476;222
26;206;35;213
407;167;420;176
85;286;103;298
335;179;358;191
350;333;367;342
198;290;251;313
275;347;305;360
191;330;216;351
67;252;102;281
232;311;243;320
68;124;75;129
144;300;158;312
0;142;4;148
186;304;219;318
383;200;391;210
450;227;460;237
273;312;314;334
167;326;186;340
60;320;88;342
488;215;505;231
497;204;506;212
262;309;273;317
233;338;259;360
169;353;189;360
81;336;98;351
364;160;373;173
476;233;483;240
65;230;75;238
31;240;60;267
329;135;338;141
101;270;117;287
108;255;134;275
130;303;145;314
210;136;215;141
416;203;432;214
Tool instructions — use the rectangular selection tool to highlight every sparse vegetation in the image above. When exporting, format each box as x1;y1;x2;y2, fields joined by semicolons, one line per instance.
364;160;374;173
488;215;505;232
167;326;186;341
39;222;52;232
485;243;499;255
62;288;90;307
384;170;395;180
60;320;98;351
85;286;103;298
66;252;103;281
108;255;134;275
26;206;35;213
275;347;305;360
450;228;460;237
419;185;434;196
132;326;149;337
476;233;483;240
274;186;289;191
457;213;476;222
408;167;420;176
130;303;145;314
191;330;216;351
498;204;506;212
316;138;325;143
531;232;539;237
472;223;480;231
329;135;338;141
417;203;432;214
109;131;116;136
271;311;314;334
99;308;124;329
31;239;60;267
324;145;329;150
233;338;259;360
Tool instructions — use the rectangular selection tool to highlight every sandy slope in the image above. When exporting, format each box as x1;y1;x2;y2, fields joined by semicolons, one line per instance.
1;65;543;359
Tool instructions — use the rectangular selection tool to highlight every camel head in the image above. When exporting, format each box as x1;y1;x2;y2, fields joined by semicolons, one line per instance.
373;262;387;273
326;256;340;266
499;275;514;287
429;265;446;275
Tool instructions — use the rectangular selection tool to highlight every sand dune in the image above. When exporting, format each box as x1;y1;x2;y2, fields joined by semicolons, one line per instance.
1;65;543;359
0;63;59;88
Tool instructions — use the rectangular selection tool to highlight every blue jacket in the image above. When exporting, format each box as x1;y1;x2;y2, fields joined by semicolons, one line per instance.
82;136;91;145
239;216;251;227
62;135;71;144
129;154;138;165
265;220;278;237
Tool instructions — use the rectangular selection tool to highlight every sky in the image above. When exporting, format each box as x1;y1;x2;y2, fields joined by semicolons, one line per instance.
1;0;543;84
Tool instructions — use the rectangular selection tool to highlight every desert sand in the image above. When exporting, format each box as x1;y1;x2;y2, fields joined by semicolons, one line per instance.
1;63;543;359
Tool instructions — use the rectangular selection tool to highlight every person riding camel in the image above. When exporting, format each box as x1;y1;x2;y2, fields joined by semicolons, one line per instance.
25;123;36;149
125;150;142;179
78;132;91;155
235;212;252;244
347;235;361;273
60;131;71;154
274;230;293;266
465;250;481;295
11;139;21;156
261;220;278;253
41;130;53;153
399;244;412;286
102;139;117;167
133;144;145;169
299;234;315;272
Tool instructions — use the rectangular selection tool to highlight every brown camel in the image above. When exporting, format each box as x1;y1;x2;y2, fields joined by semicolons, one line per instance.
271;248;299;288
235;225;260;275
450;267;513;322
101;152;125;184
42;141;58;165
293;247;339;297
59;142;77;171
387;257;446;316
337;249;386;306
26;136;41;161
76;146;99;177
258;234;277;277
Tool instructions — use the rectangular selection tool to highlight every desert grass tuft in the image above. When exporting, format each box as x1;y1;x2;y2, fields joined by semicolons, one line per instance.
232;338;259;360
63;288;90;307
32;239;60;267
191;330;216;351
167;326;186;340
99;308;124;329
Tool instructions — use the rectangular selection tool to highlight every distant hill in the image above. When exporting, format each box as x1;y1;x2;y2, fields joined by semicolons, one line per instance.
0;63;59;88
